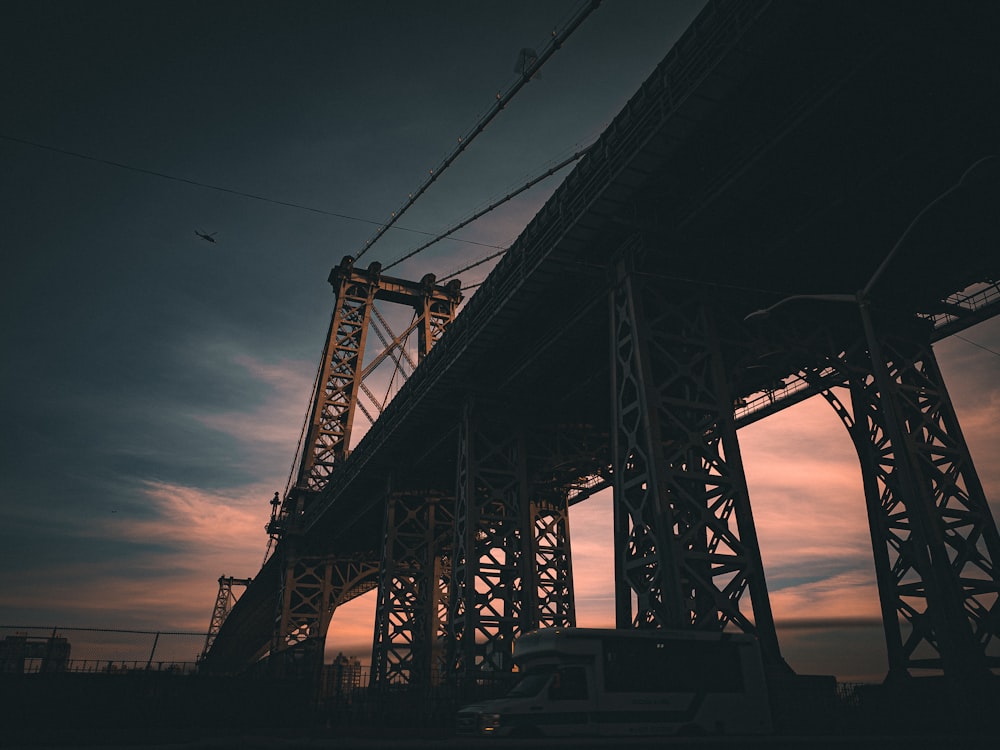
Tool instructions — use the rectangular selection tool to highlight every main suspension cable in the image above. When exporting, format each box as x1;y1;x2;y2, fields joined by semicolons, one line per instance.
440;249;507;282
353;0;603;262
383;145;591;272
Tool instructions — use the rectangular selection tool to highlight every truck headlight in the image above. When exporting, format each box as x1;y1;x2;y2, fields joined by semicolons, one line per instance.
479;713;501;733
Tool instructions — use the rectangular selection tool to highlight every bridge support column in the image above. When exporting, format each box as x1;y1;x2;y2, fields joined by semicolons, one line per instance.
371;490;453;687
448;402;534;682
530;489;576;630
521;424;610;630
609;260;786;670
272;550;379;680
838;317;1000;681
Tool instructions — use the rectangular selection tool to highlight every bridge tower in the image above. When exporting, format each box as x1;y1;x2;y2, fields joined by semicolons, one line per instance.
268;257;462;679
201;575;252;658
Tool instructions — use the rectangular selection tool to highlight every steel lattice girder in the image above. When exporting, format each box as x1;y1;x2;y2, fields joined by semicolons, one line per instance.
372;491;453;687
300;266;379;492
272;552;378;677
838;322;1000;679
447;411;585;682
448;403;531;679
203;576;251;655
522;427;595;629
609;261;785;668
418;284;458;360
530;493;575;629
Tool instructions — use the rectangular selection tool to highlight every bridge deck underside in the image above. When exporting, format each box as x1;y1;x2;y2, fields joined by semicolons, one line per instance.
209;0;1000;671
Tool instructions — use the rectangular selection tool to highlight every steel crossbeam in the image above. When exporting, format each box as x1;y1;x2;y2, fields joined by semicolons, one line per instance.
521;426;608;628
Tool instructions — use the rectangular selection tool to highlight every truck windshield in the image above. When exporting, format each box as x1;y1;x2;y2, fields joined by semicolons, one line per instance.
505;670;552;698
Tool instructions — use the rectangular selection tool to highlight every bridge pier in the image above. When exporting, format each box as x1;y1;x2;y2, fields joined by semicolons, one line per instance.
448;402;533;680
447;402;579;683
833;315;1000;682
609;258;787;671
371;489;452;688
527;489;576;630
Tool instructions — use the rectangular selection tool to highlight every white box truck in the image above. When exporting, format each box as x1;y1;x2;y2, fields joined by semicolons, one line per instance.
455;627;772;738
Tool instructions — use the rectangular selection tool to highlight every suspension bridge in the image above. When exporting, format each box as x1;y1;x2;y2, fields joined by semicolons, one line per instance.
199;0;1000;725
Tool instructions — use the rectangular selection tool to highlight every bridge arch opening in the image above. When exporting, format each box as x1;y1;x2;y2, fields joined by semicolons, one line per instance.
740;393;886;682
323;589;378;673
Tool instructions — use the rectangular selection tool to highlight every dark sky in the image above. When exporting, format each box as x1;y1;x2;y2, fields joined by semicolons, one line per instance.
2;1;998;679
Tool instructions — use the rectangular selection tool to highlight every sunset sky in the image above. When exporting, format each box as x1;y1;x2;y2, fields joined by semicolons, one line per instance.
2;1;997;684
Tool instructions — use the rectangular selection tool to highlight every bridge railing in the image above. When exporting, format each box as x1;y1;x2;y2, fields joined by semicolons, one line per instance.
926;279;1000;336
734;366;845;428
13;658;199;675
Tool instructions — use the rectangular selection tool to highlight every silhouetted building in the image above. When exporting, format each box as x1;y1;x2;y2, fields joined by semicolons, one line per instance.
0;633;71;674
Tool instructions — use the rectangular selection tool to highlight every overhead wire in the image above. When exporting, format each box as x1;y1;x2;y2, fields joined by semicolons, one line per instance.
353;0;603;262
0;133;504;252
3;1;604;267
955;333;1000;359
1;625;204;636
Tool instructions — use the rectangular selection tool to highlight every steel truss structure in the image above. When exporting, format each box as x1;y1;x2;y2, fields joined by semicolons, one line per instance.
825;316;1000;680
263;261;463;677
522;426;606;629
528;491;576;631
290;257;463;506
272;552;378;678
372;490;453;687
609;259;785;669
267;257;463;540
447;404;581;683
449;403;531;679
202;576;252;656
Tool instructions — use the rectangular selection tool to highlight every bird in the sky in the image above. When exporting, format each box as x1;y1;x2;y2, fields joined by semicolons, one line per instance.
194;229;218;243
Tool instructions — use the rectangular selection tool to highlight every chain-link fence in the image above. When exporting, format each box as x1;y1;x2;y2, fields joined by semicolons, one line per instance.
0;625;204;675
